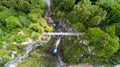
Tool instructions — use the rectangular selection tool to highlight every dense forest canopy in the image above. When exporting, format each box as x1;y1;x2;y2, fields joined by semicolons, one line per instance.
51;0;120;65
0;0;120;67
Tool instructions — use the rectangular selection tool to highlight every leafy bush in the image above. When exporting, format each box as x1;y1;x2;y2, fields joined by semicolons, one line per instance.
19;15;31;27
62;36;83;64
5;16;22;29
0;10;11;24
85;16;101;27
29;23;44;33
28;13;38;22
86;28;119;58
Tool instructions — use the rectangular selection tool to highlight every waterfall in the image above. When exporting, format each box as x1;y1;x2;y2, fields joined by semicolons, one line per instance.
55;36;62;48
44;0;51;7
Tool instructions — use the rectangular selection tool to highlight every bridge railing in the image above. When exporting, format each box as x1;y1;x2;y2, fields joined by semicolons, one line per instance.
43;32;83;36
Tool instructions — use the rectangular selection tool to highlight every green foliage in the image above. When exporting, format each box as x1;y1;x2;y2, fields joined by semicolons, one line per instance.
67;4;90;23
96;0;116;8
17;0;31;13
60;0;76;11
5;16;22;29
29;23;44;33
86;28;119;58
31;31;40;40
38;18;53;32
1;0;31;13
104;25;116;36
52;0;75;11
29;0;46;16
28;13;38;22
0;0;120;66
0;0;53;66
62;36;82;64
0;10;11;24
85;16;101;27
30;50;40;58
51;0;120;65
45;26;53;32
30;0;47;9
9;44;18;50
0;6;7;11
107;3;120;23
14;34;27;43
115;23;120;37
72;22;86;32
19;15;31;27
0;49;8;66
66;0;107;26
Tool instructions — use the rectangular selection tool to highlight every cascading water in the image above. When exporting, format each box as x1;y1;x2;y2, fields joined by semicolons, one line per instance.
5;0;88;67
53;36;62;54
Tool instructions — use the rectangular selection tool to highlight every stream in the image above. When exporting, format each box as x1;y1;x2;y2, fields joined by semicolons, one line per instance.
4;0;114;67
4;0;91;67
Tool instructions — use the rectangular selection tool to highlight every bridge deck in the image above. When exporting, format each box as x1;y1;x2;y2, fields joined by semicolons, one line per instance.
43;32;83;36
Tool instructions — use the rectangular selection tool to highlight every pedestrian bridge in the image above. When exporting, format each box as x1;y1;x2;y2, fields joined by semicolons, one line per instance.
43;32;83;36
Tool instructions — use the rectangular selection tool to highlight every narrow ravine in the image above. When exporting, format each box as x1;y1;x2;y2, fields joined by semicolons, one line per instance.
1;0;120;67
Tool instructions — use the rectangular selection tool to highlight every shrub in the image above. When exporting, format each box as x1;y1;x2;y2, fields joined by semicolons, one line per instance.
85;16;101;27
62;36;83;64
28;13;38;22
29;23;44;33
5;16;22;29
86;28;119;58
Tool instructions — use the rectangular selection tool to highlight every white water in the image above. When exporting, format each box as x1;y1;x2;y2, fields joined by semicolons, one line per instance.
44;0;51;7
55;36;62;48
5;0;82;67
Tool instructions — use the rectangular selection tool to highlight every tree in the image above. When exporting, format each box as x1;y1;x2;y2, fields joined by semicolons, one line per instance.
85;16;101;27
107;3;120;23
86;28;119;59
5;16;22;29
62;36;83;64
67;4;90;23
